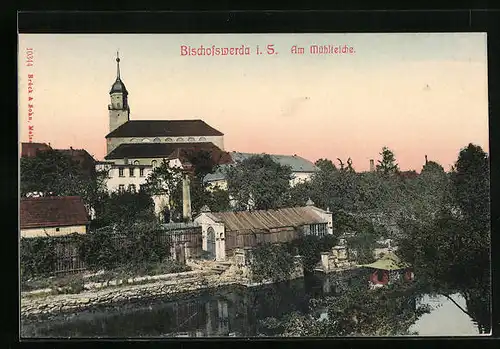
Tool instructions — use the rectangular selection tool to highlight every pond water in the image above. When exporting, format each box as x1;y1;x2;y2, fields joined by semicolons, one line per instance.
21;271;483;338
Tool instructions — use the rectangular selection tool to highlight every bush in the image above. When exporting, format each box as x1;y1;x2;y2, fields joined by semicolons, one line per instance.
286;235;338;272
250;243;295;283
79;222;172;271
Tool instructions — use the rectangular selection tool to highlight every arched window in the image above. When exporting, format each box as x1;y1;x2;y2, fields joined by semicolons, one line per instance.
142;138;151;143
153;138;161;143
207;227;216;258
133;160;140;165
176;137;184;142
188;137;196;142
165;138;173;142
199;137;206;141
151;160;157;168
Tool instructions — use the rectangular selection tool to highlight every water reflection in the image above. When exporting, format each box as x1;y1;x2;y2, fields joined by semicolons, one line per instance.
21;270;483;338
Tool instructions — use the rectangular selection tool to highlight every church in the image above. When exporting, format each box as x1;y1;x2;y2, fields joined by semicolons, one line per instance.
97;53;231;195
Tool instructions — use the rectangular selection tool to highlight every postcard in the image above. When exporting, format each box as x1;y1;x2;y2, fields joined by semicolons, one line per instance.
19;32;490;338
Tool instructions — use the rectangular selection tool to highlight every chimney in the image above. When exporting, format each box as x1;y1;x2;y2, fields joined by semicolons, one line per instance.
425;155;428;165
369;159;375;172
182;173;192;221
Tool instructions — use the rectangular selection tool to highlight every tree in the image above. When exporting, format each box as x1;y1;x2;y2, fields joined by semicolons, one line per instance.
259;282;431;336
92;190;156;229
184;149;223;215
226;155;293;210
395;144;491;333
142;159;184;219
376;146;399;175
451;143;490;232
286;235;338;272
204;185;231;212
314;158;337;172
250;243;295;283
20;149;103;208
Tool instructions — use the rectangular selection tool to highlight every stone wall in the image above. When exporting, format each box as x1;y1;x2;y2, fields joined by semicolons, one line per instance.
21;270;245;319
319;245;356;273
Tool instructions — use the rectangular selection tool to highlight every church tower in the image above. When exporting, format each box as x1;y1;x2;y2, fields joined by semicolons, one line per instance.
108;51;130;134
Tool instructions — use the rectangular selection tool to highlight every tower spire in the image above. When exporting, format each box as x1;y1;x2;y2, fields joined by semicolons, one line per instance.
116;50;121;80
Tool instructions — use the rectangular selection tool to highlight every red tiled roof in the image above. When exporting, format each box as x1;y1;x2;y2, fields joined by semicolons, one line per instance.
20;196;90;229
21;142;52;157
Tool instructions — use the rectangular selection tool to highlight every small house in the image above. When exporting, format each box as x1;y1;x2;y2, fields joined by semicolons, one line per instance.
193;201;333;261
20;196;90;238
360;251;414;289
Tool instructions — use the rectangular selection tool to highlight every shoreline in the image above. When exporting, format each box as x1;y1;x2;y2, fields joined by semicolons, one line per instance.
21;269;307;319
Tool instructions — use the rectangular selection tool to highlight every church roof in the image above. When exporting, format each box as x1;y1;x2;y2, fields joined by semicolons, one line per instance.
105;142;231;162
110;78;128;94
105;120;224;138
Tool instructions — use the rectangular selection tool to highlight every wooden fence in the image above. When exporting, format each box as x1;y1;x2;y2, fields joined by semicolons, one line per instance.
53;237;86;275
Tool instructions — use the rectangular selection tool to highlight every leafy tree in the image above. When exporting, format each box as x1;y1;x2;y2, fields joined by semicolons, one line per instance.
286;235;339;272
20;149;104;208
142;159;184;219
451;143;490;232
288;181;314;207
260;282;431;336
91;190;156;229
314;158;337;172
249;243;296;283
226;155;293;210
395;144;491;333
376;146;399;175
204;185;231;212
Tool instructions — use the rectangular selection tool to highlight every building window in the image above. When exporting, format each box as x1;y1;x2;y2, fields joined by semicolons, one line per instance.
139;168;145;177
129;167;135;177
165;138;173;142
133;160;140;165
119;184;125;192
151;160;157;168
153;137;161;143
188;137;195;142
56;227;60;232
176;137;184;142
129;184;136;193
199;137;206;141
119;168;124;177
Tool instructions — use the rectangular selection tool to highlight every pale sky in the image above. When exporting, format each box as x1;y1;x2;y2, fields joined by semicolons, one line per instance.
18;33;489;171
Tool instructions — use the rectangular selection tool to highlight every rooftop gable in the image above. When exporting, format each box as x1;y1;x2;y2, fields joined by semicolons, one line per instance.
20;196;90;230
